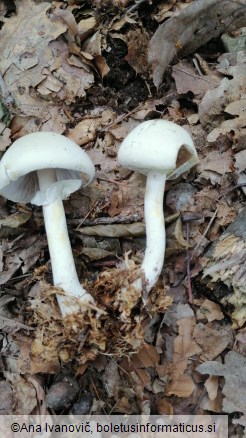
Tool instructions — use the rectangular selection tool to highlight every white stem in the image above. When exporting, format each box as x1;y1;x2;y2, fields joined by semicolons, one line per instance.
141;171;166;291
37;169;93;317
124;170;166;296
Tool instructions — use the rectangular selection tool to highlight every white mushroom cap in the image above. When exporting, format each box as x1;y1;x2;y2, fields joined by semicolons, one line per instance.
118;119;198;179
0;132;95;205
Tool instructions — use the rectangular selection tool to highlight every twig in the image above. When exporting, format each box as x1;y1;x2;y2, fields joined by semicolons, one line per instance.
100;103;143;132
186;222;193;304
191;208;218;261
173;66;218;85
75;201;99;230
127;0;148;13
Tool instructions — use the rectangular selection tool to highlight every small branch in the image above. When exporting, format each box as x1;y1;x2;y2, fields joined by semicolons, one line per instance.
127;0;149;13
186;222;193;304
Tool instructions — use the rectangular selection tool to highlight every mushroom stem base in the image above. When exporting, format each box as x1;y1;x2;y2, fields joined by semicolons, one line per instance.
37;168;93;317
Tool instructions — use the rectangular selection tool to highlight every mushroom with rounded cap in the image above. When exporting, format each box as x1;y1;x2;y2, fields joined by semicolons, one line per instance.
0;132;95;317
118;119;199;293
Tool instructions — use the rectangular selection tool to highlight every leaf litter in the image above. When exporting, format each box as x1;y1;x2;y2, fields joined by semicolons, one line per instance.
0;0;246;432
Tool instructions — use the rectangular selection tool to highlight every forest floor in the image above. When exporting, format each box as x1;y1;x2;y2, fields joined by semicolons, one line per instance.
0;0;246;437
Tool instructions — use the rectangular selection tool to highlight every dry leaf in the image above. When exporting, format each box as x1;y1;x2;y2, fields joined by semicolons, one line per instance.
5;372;37;414
77;223;145;237
202;208;246;328
193;323;231;360
125;28;149;76
0;381;13;414
149;0;246;87
172;61;217;97
197;351;246;426
172;317;202;374
167;374;195;398
67;118;98;145
204;375;219;401
0;0;67;117
195;299;224;322
155;396;174;415
102;360;120;398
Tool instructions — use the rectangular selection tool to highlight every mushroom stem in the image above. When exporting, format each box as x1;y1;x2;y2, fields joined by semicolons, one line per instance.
141;170;166;291
37;168;93;317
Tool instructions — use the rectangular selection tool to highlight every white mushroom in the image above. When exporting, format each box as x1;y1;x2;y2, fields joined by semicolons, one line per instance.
118;119;199;293
0;132;95;317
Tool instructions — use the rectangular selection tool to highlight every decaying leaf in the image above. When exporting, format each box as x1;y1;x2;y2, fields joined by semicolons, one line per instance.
67;118;98;145
0;0;67;117
5;372;37;414
166;316;201;398
172;317;202;374
195;298;224;322
198;149;233;184
23;262;171;372
204;375;219;401
0;235;46;285
172;61;218;98
0;124;11;151
77;222;145;237
102;360;120;399
0;315;34;332
193;323;231;360
166;374;195;398
0;211;32;238
149;0;246;87
201;208;246;328
125;27;149;76
199;59;246;145
0;381;13;414
197;351;246;426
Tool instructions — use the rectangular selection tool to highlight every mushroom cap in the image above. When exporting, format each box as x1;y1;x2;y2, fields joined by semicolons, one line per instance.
0;132;95;205
118;119;199;179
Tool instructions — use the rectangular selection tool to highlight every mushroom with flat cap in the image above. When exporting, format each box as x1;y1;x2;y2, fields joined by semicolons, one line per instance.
0;131;95;317
118;119;199;293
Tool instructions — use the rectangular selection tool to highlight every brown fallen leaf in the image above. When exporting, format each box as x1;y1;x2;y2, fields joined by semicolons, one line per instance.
197;350;246;426
108;188;123;217
5;372;37;415
152;0;179;23
201;207;246;328
200;60;246;146
199;391;223;413
113;396;136;415
0;381;13;414
149;0;246;87
166;374;195;398
125;27;149;76
0;235;46;285
0;124;11;151
193;323;231;360
155;396;174;415
204;375;219;401
77;222;145;237
102;359;120;399
132;343;160;369
172;61;217;98
172;317;202;375
67;118;98;145
0;0;67;118
165;316;201;398
198;149;233;181
0;316;34;332
195;299;224;322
